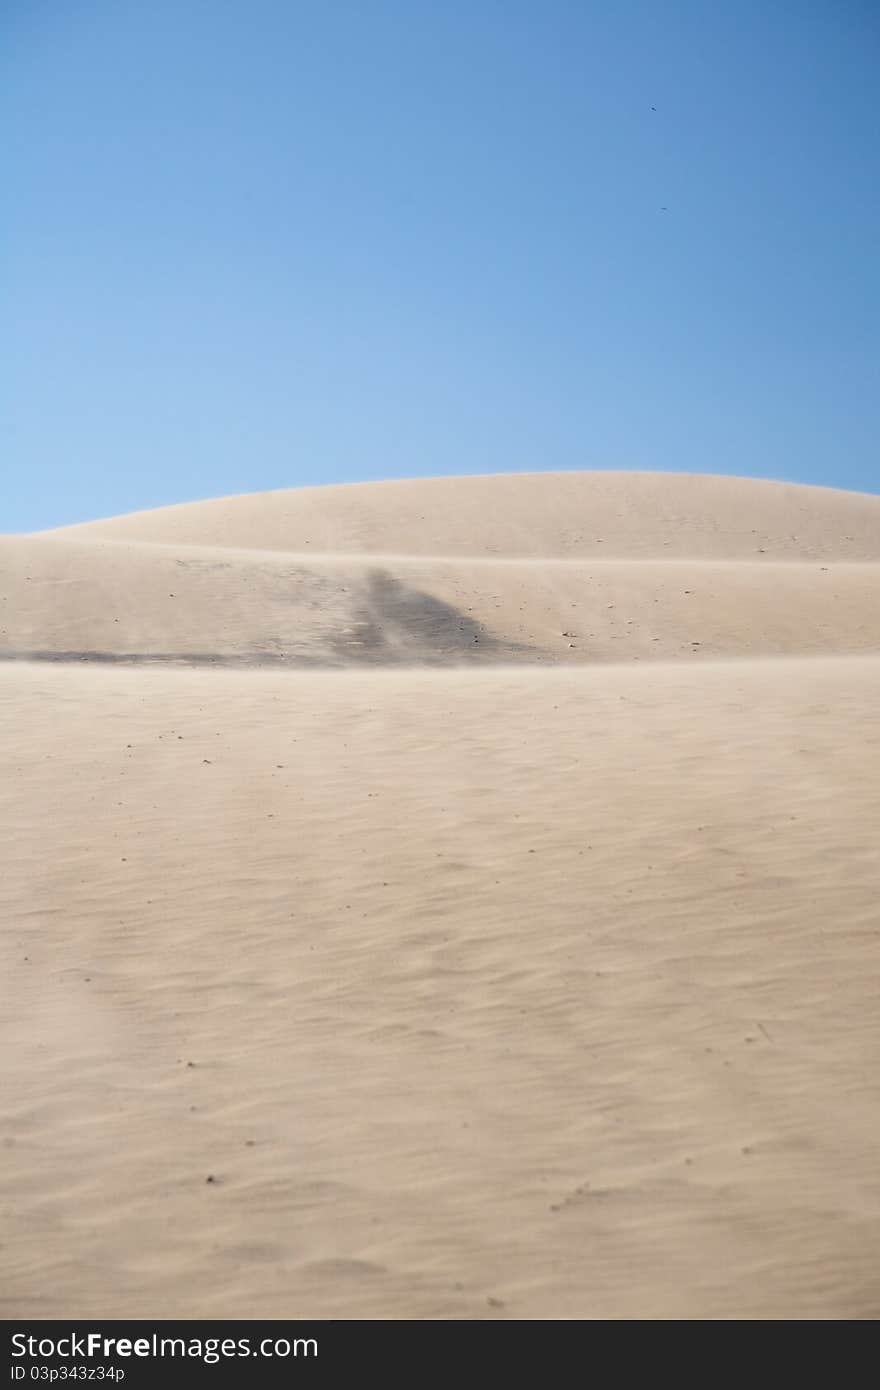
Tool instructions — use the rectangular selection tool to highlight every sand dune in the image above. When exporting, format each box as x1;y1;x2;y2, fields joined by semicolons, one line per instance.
2;472;880;1319
5;472;880;666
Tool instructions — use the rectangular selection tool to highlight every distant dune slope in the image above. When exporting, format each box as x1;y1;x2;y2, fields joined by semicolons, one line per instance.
3;473;880;666
2;537;879;666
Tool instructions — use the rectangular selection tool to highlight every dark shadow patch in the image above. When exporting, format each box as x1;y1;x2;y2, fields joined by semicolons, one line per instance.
330;569;535;665
0;649;324;667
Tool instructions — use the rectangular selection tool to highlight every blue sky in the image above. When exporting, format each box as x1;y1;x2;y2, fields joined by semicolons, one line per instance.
3;0;878;531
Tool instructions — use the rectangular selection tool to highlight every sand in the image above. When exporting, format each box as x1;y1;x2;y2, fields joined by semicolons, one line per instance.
2;471;879;1319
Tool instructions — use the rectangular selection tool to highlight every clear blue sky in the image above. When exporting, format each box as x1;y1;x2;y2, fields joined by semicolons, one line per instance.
3;1;878;531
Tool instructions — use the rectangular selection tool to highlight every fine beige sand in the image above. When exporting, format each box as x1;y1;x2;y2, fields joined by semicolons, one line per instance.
2;471;880;1319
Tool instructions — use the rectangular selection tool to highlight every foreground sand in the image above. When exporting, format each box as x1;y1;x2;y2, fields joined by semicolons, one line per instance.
3;655;880;1319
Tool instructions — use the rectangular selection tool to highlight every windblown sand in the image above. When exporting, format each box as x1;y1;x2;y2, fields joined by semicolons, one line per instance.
2;473;879;1319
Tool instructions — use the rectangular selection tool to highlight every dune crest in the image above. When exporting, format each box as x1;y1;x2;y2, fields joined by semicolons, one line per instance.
46;470;880;560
